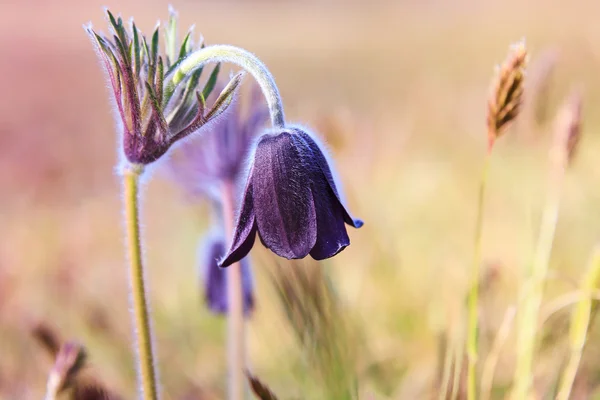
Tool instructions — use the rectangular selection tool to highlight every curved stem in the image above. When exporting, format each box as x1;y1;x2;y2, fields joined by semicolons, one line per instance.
123;163;159;400
221;180;247;400
466;148;492;400
173;45;285;129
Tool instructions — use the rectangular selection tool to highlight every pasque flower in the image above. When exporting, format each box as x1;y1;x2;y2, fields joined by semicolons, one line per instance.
86;10;242;165
199;234;254;315
220;126;363;267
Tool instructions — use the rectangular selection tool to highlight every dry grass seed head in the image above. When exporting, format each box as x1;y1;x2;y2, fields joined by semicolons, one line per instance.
486;40;528;147
553;89;583;166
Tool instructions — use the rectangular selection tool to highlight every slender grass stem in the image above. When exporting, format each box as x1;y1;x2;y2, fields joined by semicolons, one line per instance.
480;306;516;400
438;331;453;400
556;248;600;400
221;180;246;400
513;151;565;400
466;147;492;400
123;163;159;400
450;322;465;400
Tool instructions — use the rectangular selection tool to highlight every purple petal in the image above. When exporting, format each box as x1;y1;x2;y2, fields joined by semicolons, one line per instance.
201;237;255;315
204;240;228;313
292;127;363;228
253;132;317;259
220;177;258;268
309;181;351;260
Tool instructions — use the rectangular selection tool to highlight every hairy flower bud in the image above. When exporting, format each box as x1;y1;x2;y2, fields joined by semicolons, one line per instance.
86;8;242;165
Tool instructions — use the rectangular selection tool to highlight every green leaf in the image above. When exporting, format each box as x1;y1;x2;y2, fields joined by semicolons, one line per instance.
141;34;150;62
106;10;128;56
106;10;119;33
202;63;221;101
164;7;178;66
151;26;159;65
205;71;244;121
112;34;129;66
143;36;156;86
156;56;164;106
144;81;168;135
132;22;141;77
178;31;192;60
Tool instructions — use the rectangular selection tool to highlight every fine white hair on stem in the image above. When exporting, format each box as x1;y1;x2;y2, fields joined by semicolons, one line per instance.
173;45;285;129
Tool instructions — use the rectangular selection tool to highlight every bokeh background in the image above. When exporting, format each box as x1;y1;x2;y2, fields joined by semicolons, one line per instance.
3;0;600;398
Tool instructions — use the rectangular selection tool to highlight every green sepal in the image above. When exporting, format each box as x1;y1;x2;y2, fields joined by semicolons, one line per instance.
205;71;244;121
164;7;178;66
202;63;221;101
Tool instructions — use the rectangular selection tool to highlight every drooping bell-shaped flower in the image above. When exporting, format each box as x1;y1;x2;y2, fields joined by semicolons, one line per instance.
198;234;254;315
86;9;242;165
219;126;363;267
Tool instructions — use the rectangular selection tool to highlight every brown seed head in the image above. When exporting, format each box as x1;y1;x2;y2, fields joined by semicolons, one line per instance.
486;40;528;149
553;89;583;167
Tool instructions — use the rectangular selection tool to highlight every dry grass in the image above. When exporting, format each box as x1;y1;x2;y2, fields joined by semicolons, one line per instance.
3;0;600;398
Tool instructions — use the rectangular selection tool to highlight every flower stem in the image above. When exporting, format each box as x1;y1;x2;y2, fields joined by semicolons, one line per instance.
123;163;159;400
172;44;285;129
221;180;247;400
466;147;492;400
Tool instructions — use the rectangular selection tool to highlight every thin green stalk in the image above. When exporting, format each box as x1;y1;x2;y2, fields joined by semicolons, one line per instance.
480;306;516;400
466;148;492;400
222;180;247;400
513;155;565;400
438;331;453;400
123;164;159;400
450;322;465;400
556;248;600;400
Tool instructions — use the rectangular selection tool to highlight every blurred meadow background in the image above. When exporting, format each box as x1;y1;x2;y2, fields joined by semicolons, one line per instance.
3;0;600;398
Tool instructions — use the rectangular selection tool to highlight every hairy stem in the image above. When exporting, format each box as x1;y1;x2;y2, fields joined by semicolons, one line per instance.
173;45;285;129
222;180;247;400
123;164;159;400
466;148;492;400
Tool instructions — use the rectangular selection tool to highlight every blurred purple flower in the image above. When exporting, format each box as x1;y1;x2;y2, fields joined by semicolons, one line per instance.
220;126;363;268
86;10;242;165
199;234;254;316
166;83;268;200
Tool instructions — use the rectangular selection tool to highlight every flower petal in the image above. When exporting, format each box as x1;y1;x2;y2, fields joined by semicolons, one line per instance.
202;237;255;315
253;132;317;259
203;239;228;313
292;128;363;228
220;178;258;268
309;180;351;260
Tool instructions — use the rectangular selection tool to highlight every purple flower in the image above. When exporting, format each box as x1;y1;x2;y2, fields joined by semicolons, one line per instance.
220;126;363;267
86;9;242;165
165;83;268;200
199;234;254;315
